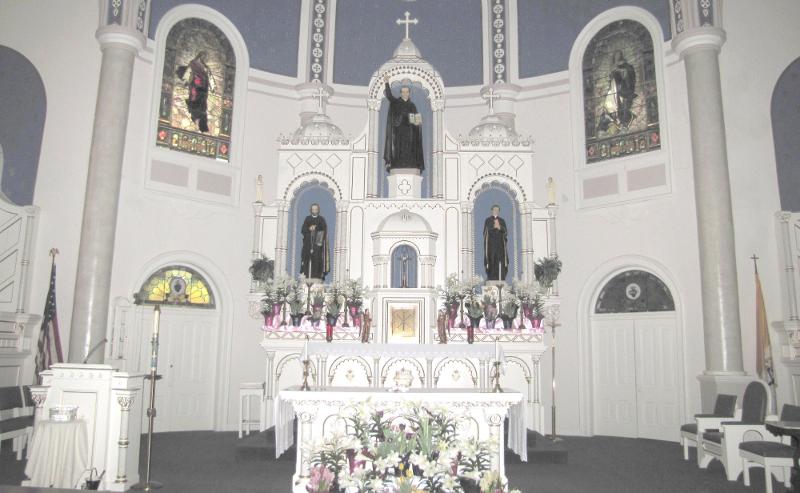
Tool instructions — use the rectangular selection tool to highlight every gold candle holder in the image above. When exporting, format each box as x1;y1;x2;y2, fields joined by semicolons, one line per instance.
300;359;311;391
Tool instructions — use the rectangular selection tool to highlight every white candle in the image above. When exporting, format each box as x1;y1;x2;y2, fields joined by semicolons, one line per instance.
495;338;500;363
302;337;309;362
256;175;263;202
150;305;161;372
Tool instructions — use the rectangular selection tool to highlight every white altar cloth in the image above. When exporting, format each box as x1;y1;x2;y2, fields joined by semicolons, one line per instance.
305;341;505;360
24;420;89;488
276;386;524;492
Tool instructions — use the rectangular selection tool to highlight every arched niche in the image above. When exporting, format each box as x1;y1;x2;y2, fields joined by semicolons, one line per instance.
287;180;337;282
472;181;522;282
772;56;800;212
372;210;437;289
365;43;446;199
0;45;46;206
390;243;418;289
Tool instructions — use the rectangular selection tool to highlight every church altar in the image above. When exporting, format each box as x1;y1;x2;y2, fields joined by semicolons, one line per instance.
276;386;524;493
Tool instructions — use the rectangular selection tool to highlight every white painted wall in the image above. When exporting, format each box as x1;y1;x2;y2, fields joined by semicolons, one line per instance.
2;0;799;434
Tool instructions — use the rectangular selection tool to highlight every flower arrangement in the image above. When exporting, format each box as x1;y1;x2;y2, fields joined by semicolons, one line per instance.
288;281;307;320
343;278;367;308
534;254;562;289
308;402;521;493
307;464;336;493
438;274;462;307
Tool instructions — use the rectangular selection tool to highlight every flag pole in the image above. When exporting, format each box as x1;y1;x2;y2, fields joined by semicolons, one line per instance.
752;253;777;413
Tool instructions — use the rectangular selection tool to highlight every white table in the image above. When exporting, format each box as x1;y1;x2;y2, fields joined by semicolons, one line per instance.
23;419;89;488
276;386;524;492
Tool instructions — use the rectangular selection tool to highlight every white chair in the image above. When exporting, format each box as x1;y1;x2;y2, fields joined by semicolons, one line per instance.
698;380;770;481
680;393;738;460
740;403;800;493
238;382;264;438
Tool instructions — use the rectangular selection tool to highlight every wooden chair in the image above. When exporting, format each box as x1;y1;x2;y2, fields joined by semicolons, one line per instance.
740;404;800;493
680;393;737;460
0;386;34;460
698;380;770;481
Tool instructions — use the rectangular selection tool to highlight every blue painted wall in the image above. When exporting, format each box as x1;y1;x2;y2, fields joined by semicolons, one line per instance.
773;57;800;212
333;0;483;86
517;0;671;78
0;46;46;206
149;0;300;76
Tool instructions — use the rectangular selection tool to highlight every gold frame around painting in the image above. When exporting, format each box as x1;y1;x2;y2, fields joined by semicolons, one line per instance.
385;300;423;344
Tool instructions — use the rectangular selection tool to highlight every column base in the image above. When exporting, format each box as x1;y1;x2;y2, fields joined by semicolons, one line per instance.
387;169;422;198
697;373;759;413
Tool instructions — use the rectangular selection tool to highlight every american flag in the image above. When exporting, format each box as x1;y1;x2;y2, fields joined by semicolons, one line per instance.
34;260;63;383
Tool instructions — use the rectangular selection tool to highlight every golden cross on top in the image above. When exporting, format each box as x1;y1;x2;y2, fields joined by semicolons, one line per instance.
397;11;418;40
483;87;501;114
313;85;329;113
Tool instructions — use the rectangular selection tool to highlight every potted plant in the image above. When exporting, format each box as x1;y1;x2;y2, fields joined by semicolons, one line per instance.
249;255;274;283
437;274;462;332
325;283;343;342
288;292;306;328
534;254;562;289
344;278;367;329
261;281;281;328
310;291;325;324
499;292;520;330
272;275;295;327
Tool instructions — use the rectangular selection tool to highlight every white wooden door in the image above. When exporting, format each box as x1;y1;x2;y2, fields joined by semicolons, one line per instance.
592;314;680;441
140;307;219;432
592;319;638;438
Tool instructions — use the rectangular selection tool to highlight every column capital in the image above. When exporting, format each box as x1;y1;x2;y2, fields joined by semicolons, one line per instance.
670;0;726;57
96;25;146;53
96;0;150;52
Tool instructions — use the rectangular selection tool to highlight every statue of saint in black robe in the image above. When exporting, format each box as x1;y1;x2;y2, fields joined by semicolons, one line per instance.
483;215;509;281
383;82;424;172
300;213;329;280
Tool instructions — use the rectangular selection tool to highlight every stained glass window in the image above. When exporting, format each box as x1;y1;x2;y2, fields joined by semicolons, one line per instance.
136;266;215;308
156;18;235;162
583;20;660;164
595;270;674;314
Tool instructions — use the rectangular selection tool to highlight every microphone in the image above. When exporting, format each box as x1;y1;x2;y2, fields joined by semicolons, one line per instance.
83;338;108;364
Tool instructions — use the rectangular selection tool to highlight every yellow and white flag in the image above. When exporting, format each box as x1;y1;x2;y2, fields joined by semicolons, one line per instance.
755;269;775;386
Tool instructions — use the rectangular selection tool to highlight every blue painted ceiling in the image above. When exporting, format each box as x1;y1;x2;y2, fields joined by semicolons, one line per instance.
148;0;671;85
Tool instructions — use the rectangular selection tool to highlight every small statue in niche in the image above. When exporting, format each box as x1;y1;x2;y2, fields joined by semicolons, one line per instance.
300;203;330;281
383;74;424;172
361;309;372;343
483;205;509;281
436;308;448;344
176;51;215;132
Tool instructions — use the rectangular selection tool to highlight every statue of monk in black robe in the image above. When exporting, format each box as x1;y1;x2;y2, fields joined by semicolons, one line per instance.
383;74;424;172
483;205;509;281
300;203;329;281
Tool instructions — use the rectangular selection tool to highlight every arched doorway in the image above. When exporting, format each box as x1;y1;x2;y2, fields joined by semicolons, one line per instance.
591;269;680;441
134;265;220;432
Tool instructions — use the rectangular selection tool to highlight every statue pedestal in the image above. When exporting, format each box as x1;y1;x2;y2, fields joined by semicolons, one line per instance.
387;169;422;198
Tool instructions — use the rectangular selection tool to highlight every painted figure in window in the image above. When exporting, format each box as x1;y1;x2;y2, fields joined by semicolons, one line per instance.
300;203;329;281
483;205;509;281
383;74;424;172
598;50;637;132
176;51;215;132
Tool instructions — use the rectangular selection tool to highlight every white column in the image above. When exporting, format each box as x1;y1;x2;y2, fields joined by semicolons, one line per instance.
69;22;145;363
520;202;534;283
778;212;800;321
115;392;135;485
431;105;444;198
16;207;38;313
546;205;559;296
275;201;289;275
367;101;380;197
673;13;743;375
460;201;474;277
251;201;264;293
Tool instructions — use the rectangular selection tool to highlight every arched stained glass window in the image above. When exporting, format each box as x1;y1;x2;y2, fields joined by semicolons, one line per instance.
583;20;661;163
595;269;674;314
136;266;215;308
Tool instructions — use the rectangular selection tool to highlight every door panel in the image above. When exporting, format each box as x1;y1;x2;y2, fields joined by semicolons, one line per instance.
634;317;680;441
592;319;638;438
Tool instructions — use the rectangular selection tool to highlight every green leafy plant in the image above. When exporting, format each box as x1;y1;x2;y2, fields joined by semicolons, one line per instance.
534;254;562;289
248;256;274;283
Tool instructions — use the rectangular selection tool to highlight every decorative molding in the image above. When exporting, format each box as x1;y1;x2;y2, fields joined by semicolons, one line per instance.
308;0;329;82
489;0;508;83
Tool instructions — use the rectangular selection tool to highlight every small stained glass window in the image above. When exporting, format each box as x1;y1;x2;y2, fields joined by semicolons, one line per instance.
136;266;215;308
156;18;235;162
595;270;674;314
583;20;661;164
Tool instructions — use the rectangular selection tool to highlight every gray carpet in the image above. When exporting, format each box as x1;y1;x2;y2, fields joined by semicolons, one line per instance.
0;432;787;492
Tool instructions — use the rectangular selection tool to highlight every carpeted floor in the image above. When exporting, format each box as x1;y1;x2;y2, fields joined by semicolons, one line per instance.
0;432;786;492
